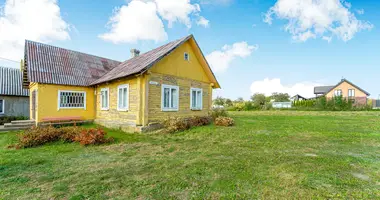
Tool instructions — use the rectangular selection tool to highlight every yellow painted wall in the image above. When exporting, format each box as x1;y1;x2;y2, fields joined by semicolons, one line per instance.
150;40;211;83
326;81;367;98
30;83;95;122
95;76;143;128
147;72;212;123
29;83;39;121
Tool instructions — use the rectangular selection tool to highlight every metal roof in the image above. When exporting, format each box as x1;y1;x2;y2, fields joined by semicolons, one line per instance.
314;86;334;94
91;35;192;85
0;66;29;96
23;35;220;88
24;40;121;86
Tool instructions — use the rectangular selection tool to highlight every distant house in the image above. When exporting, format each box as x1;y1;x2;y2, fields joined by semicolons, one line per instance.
290;94;308;101
0;66;29;117
314;79;370;105
23;35;220;132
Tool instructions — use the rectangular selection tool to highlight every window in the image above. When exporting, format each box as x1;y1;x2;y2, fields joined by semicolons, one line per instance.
0;99;4;114
348;89;355;97
184;52;190;61
117;84;129;111
58;91;86;109
101;88;109;110
334;89;342;97
161;84;179;111
190;88;203;110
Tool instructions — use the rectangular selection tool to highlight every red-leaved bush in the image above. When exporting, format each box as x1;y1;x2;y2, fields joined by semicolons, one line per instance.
74;128;114;146
15;126;113;149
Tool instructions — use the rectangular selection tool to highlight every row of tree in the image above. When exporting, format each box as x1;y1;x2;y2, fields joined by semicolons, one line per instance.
213;93;291;111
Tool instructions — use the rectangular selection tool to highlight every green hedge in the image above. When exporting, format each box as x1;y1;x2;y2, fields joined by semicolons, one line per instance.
0;116;29;125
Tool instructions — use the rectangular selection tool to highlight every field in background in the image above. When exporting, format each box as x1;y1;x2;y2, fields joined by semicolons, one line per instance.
1;111;379;199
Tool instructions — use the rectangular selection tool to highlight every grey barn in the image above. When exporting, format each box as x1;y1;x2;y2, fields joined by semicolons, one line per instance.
0;66;29;117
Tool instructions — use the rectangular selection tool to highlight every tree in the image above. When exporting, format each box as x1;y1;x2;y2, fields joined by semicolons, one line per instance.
225;99;233;107
271;92;290;102
213;96;225;106
251;93;266;108
235;97;244;103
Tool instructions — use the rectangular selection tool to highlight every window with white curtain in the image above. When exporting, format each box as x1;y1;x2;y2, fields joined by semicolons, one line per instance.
0;99;4;114
190;88;202;110
117;84;129;111
161;84;179;111
58;91;86;109
101;88;109;110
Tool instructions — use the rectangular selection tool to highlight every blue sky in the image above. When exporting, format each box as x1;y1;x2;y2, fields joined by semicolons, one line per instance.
0;0;379;99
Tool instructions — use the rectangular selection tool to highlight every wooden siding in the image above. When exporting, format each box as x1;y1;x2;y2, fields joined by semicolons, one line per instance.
147;72;212;123
95;76;142;128
150;40;211;83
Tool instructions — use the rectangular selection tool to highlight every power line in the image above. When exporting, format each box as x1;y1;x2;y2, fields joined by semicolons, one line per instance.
0;57;20;63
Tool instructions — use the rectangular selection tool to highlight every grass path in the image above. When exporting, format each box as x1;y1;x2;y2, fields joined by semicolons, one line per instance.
1;111;380;199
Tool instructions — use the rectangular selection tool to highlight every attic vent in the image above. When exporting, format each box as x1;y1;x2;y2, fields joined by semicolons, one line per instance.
184;52;190;61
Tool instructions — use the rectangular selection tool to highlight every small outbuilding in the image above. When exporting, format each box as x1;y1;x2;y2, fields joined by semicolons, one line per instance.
0;66;29;117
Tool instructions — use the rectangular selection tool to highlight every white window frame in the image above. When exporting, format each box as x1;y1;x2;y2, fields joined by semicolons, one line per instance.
184;52;190;61
58;90;86;110
0;99;4;114
161;84;179;112
117;84;129;111
348;89;355;97
190;88;203;110
100;88;110;111
334;89;342;97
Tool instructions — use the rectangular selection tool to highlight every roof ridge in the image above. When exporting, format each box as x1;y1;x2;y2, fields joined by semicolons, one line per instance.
25;40;121;63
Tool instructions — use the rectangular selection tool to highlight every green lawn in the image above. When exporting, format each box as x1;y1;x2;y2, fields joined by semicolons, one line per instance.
1;111;380;199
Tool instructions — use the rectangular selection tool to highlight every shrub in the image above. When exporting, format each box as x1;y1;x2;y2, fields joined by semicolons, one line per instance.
60;126;84;142
215;117;235;127
15;126;112;148
210;108;228;119
163;116;212;133
0;116;29;125
188;116;212;127
163;117;191;133
74;128;113;146
17;126;61;148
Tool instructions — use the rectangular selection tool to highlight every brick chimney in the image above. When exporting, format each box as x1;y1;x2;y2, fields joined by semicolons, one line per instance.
130;49;140;58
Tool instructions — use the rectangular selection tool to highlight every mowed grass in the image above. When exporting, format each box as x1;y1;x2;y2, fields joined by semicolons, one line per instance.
1;111;380;199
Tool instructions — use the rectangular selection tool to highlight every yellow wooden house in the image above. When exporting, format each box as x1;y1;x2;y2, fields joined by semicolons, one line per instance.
23;35;220;132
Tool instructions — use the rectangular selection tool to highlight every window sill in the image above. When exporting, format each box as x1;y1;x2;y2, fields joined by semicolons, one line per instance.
101;108;109;111
58;107;86;110
117;109;129;112
191;108;202;111
162;109;179;112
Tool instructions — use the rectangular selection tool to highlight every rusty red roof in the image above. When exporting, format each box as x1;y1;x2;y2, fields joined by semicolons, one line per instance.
24;40;121;86
23;34;218;88
91;35;192;85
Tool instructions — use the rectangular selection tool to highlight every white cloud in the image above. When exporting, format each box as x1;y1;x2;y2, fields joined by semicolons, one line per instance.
356;9;364;15
154;0;202;28
250;78;322;98
0;0;70;61
264;0;373;42
100;0;208;43
200;0;233;5
206;42;258;73
197;16;209;27
99;1;167;43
